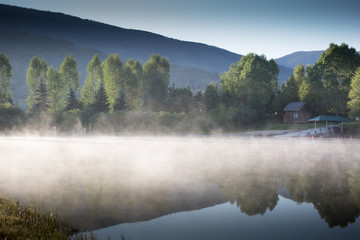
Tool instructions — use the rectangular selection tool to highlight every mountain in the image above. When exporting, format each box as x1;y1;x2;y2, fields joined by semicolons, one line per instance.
275;51;324;69
0;4;292;107
0;4;240;72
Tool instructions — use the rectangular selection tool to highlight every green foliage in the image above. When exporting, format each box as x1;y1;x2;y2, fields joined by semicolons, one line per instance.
299;64;327;115
64;88;80;112
193;90;203;112
33;80;50;113
26;56;48;110
0;53;13;104
81;54;103;106
91;81;110;113
0;104;25;131
220;53;279;123
143;54;170;111
348;67;360;119
123;59;143;110
204;82;219;112
317;43;360;115
60;54;80;92
273;72;300;118
112;88;127;112
293;63;306;85
47;66;65;112
167;83;193;113
0;195;74;239
102;54;123;111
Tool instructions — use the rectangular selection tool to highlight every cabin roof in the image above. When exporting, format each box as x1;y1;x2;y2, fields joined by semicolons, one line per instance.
283;102;307;112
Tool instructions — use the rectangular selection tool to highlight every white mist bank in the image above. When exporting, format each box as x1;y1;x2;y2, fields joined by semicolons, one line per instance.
0;135;359;229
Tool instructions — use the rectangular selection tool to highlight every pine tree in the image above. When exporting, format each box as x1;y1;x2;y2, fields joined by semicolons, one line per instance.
113;88;127;112
64;88;79;112
204;82;219;112
33;79;49;112
91;81;110;113
193;90;203;112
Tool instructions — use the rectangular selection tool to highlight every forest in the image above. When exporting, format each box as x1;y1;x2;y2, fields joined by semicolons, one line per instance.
0;43;360;134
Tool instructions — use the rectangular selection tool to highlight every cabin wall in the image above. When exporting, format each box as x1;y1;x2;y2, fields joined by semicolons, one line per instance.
284;110;311;124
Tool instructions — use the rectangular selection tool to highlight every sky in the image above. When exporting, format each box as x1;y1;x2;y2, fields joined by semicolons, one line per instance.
1;0;359;58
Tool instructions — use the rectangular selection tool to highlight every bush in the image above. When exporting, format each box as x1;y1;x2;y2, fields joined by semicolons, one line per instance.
344;122;360;137
0;104;25;131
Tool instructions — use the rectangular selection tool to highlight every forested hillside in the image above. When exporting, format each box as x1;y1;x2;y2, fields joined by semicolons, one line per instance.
0;4;292;107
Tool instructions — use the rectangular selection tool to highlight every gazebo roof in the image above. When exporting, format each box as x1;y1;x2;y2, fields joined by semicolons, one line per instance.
308;115;350;122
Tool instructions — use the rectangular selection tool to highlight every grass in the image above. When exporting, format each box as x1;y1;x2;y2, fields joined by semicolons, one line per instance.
0;195;106;240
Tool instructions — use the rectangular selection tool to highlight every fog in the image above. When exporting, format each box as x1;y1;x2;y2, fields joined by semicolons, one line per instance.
0;135;359;230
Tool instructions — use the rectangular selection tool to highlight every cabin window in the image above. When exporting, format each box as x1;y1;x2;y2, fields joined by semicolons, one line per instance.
294;113;299;119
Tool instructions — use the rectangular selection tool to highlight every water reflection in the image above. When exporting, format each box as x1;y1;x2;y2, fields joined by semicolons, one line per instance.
0;136;359;233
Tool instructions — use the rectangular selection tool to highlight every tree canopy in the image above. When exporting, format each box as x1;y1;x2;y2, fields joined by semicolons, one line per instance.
59;54;79;92
102;54;123;111
26;56;47;110
0;53;13;104
143;54;170;112
220;53;279;121
348;67;360;119
317;43;360;115
81;54;103;107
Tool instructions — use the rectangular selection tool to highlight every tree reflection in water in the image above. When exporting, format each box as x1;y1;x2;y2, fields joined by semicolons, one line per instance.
1;137;360;232
211;139;360;228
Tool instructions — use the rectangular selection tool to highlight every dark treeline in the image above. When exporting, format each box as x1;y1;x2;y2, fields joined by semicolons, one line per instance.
1;43;360;134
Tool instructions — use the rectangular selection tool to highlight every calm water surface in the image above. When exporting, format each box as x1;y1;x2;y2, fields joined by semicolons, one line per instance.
0;136;359;239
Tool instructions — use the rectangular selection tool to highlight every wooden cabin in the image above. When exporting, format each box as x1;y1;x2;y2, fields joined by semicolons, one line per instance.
283;102;311;124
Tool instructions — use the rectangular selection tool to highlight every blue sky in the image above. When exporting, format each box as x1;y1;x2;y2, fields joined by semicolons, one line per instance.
1;0;359;58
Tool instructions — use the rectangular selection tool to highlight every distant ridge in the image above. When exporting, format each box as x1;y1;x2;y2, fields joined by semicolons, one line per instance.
275;51;324;69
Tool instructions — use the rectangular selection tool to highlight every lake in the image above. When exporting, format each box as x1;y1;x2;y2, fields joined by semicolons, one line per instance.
0;136;359;239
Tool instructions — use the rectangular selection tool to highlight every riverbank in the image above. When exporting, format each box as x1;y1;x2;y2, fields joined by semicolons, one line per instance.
0;195;101;240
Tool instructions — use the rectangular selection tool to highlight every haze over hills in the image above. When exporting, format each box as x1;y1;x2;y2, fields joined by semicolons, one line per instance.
275;51;324;69
0;4;322;107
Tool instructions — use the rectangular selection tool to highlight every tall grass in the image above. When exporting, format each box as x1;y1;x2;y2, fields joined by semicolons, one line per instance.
0;195;106;240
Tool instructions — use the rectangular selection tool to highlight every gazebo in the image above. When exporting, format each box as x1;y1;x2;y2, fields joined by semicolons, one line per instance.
308;115;350;134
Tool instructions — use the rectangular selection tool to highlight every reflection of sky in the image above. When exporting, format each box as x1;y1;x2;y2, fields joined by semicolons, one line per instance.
92;197;360;240
1;0;360;58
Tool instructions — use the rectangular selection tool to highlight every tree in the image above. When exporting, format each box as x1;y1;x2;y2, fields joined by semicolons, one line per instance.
348;67;360;119
60;54;80;112
143;54;170;111
272;74;300;117
0;53;13;104
193;90;203;112
81;54;103;106
60;54;79;92
113;88;127;112
167;83;193;113
91;80;110;113
33;79;49;112
204;82;219;112
26;56;47;110
220;53;279;119
293;63;306;85
64;88;80;112
298;64;327;115
317;43;360;115
123;60;143;110
46;66;65;112
102;54;123;111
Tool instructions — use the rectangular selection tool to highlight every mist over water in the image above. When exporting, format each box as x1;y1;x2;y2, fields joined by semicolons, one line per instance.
1;135;360;237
